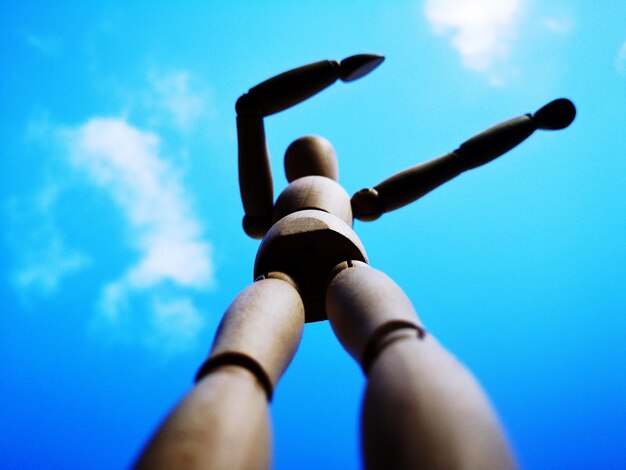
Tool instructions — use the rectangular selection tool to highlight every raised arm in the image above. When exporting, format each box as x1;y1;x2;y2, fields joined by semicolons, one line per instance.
236;54;384;239
351;98;576;221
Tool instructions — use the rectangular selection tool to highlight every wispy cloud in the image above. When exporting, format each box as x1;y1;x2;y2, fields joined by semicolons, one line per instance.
144;70;216;131
616;41;626;75
9;67;216;353
63;117;213;350
23;32;63;56
66;118;212;288
542;16;574;34
7;187;91;296
95;287;206;353
424;0;523;84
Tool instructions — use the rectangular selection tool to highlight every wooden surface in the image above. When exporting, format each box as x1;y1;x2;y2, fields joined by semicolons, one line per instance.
351;151;464;220
255;210;367;322
363;334;516;470
245;60;339;117
134;366;271;470
326;261;422;363
326;262;516;469
235;55;384;240
133;57;573;470
273;176;352;227
236;113;273;239
206;273;305;391
352;98;576;222
284;135;339;182
134;274;304;469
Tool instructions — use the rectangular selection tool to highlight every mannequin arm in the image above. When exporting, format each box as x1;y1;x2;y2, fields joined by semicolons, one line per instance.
351;98;576;221
235;54;384;238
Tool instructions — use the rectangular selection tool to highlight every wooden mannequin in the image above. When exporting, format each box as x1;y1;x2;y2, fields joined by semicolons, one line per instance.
134;54;575;469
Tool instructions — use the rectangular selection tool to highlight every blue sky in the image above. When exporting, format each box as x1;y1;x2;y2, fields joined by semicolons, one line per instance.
2;1;625;468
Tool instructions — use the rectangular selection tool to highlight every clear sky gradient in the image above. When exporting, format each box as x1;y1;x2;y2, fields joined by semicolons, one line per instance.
2;1;625;469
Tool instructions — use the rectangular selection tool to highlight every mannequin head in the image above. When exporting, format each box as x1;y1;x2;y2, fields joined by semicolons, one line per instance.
284;135;339;183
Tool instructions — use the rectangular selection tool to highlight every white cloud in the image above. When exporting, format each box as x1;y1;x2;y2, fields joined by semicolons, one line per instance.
7;187;91;296
616;41;626;75
67;118;213;287
10;69;216;353
146;70;215;131
64;117;213;350
149;297;205;351
13;238;90;295
95;280;206;353
23;32;63;56
424;0;523;83
542;16;574;34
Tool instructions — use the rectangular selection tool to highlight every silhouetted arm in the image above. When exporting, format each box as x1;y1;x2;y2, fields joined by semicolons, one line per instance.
351;98;576;221
235;54;385;239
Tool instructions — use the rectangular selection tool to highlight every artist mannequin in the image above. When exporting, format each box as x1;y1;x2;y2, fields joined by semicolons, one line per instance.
134;54;575;469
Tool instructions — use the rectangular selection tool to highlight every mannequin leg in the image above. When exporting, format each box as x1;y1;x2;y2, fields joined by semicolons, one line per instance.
326;262;515;470
134;273;305;470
